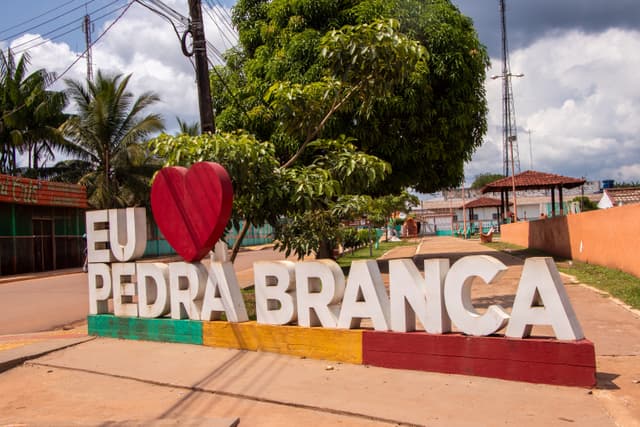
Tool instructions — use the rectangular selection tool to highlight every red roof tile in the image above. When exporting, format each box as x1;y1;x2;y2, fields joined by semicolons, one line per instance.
463;197;504;208
604;187;640;205
481;170;585;193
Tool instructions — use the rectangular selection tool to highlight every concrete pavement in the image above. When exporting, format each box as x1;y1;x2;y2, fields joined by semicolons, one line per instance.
1;237;639;426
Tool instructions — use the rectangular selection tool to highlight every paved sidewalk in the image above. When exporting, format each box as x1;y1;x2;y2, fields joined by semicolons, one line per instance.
0;237;639;426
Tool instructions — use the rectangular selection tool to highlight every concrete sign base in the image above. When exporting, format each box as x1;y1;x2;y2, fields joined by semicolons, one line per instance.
88;315;596;388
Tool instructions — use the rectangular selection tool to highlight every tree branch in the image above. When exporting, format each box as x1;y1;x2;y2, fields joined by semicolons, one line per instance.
280;82;362;170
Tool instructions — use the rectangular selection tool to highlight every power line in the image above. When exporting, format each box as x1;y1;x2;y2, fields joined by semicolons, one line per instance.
203;0;237;44
0;1;135;122
0;0;80;36
133;0;195;71
54;0;134;84
0;0;100;42
202;5;237;51
6;3;128;57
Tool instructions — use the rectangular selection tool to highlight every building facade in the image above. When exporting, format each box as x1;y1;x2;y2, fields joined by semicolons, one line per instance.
0;174;87;275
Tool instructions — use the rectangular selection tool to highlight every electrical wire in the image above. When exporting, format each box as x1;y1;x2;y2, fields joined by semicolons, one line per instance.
0;0;100;43
0;0;80;36
9;5;129;57
202;5;237;51
204;0;237;41
7;0;125;55
0;1;135;122
133;0;195;71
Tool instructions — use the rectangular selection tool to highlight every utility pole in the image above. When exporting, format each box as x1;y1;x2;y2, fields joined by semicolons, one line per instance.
187;0;215;133
82;14;93;81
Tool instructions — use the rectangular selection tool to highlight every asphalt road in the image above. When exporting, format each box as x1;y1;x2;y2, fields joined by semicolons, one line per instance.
0;247;293;335
0;272;88;335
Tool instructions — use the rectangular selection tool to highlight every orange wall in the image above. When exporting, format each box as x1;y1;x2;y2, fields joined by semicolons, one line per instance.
501;204;640;278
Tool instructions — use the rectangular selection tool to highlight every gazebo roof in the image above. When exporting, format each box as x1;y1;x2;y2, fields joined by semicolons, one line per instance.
481;170;586;193
463;197;505;209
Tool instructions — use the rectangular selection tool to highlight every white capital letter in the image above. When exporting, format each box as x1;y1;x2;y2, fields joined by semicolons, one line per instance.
201;262;249;322
88;263;112;314
390;258;451;333
295;260;345;328
506;257;584;340
169;262;207;320
108;208;147;262
444;255;510;336
137;262;170;318
112;263;138;317
86;210;113;263
338;260;390;330
254;261;297;325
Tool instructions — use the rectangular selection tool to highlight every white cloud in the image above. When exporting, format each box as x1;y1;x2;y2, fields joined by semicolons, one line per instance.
467;28;640;184
8;0;236;137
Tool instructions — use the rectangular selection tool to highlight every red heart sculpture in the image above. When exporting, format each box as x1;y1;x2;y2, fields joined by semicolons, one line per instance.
150;162;233;262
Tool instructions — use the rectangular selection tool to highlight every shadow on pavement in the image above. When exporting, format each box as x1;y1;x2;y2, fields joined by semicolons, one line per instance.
374;250;525;274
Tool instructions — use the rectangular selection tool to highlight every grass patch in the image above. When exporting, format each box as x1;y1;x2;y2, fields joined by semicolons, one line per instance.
483;242;640;310
241;286;257;320
558;262;640;310
336;240;416;268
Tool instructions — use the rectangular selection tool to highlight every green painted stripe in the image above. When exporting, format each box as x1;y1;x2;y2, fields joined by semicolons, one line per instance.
88;315;203;345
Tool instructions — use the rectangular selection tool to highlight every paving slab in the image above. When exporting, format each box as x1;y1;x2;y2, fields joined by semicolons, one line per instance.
0;338;617;427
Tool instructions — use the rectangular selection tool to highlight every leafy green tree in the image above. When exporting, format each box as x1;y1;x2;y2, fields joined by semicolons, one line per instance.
471;173;505;190
222;0;489;192
61;71;164;208
150;131;389;260
0;50;68;175
156;1;488;259
572;196;598;212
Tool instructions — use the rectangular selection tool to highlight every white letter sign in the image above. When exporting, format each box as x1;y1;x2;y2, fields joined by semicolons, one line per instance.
137;263;170;318
295;260;345;328
444;255;510;336
108;207;147;262
390;258;451;333
506;257;584;340
254;261;297;325
201;262;249;322
169;262;207;320
338;260;390;331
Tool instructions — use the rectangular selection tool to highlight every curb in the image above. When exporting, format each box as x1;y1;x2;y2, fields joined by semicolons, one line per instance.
0;336;95;374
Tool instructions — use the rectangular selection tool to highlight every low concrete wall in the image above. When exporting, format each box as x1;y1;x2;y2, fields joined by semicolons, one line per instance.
501;204;640;278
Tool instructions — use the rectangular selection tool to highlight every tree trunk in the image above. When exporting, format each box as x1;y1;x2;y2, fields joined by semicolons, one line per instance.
230;220;251;263
316;238;335;260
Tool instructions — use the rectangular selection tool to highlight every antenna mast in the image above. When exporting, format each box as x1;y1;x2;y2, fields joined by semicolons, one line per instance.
499;0;520;176
82;14;93;81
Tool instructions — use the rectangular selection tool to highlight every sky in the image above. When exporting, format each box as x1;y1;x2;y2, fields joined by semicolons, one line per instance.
1;0;639;185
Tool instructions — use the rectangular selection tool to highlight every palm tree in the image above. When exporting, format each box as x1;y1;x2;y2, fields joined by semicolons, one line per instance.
176;116;200;136
61;71;165;208
1;50;69;175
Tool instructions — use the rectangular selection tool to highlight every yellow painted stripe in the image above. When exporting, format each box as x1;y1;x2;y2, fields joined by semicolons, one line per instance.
202;321;363;364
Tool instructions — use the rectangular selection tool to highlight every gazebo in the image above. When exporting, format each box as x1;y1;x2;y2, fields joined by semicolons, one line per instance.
481;170;586;219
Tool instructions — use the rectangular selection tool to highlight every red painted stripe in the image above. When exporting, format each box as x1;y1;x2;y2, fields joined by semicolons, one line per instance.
362;331;596;388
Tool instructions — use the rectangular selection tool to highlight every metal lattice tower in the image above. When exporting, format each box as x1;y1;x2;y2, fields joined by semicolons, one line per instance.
499;0;520;176
82;14;93;81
